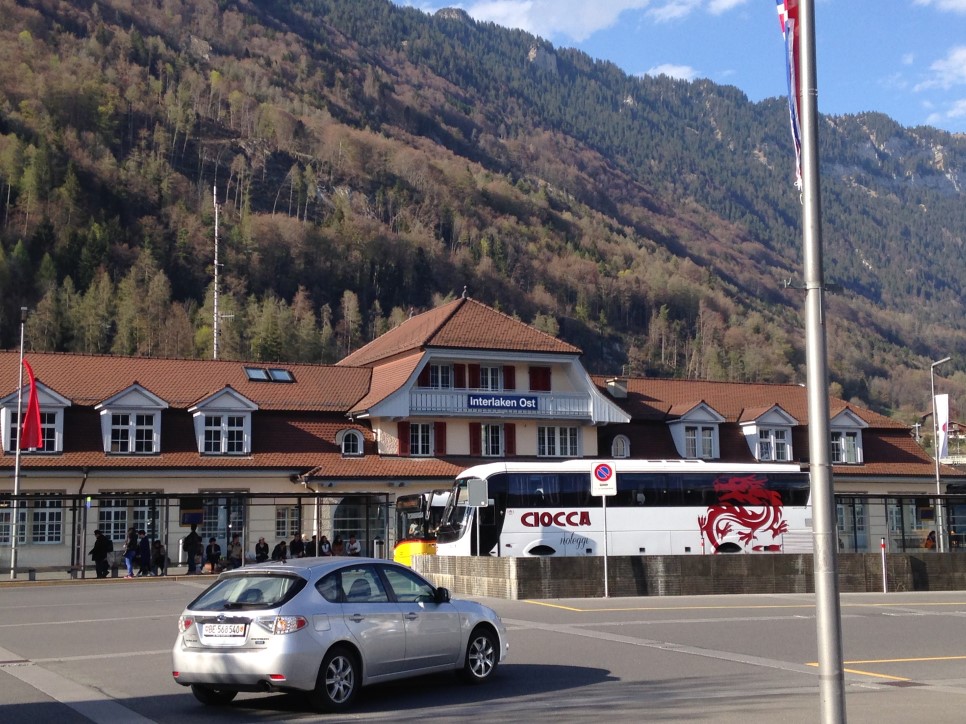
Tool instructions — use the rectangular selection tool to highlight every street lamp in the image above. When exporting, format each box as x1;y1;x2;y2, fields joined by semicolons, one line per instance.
931;356;952;553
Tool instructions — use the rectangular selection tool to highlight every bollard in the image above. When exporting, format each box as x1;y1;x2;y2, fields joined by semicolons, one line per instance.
111;564;119;578
28;569;36;582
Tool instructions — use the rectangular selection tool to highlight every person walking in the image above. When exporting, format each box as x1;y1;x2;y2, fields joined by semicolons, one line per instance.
183;524;201;575
137;529;152;576
89;529;113;579
255;536;269;562
152;539;168;576
123;527;138;578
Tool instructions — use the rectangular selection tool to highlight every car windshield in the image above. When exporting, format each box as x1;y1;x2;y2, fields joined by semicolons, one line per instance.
188;574;306;610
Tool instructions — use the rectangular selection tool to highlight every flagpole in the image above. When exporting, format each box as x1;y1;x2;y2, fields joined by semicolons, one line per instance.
9;306;27;580
798;1;847;721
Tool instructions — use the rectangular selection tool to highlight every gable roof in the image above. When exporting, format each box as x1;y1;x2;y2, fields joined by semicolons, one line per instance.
591;377;905;428
338;297;581;367
0;353;372;412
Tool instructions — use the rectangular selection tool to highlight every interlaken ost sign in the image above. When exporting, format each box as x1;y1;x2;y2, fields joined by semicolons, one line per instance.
467;393;538;410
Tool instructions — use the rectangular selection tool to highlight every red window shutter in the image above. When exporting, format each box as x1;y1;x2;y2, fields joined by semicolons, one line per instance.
503;365;516;390
468;363;481;389
453;364;466;389
417;366;430;387
529;366;551;392
397;421;410;456
434;421;447;456
469;422;482;456
504;423;516;456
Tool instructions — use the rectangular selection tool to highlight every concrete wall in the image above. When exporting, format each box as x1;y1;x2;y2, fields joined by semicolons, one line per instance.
413;553;966;599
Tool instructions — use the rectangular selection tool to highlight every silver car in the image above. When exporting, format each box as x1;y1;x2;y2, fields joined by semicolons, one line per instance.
172;557;508;711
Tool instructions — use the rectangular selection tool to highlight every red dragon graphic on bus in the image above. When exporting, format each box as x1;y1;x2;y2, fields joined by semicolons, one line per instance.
698;474;788;552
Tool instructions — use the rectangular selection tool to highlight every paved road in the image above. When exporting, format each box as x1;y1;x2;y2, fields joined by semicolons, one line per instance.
2;577;966;722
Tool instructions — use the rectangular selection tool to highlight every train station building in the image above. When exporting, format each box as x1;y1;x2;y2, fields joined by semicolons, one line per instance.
1;295;961;571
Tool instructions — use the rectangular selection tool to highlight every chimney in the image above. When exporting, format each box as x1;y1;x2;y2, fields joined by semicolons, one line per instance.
606;377;627;399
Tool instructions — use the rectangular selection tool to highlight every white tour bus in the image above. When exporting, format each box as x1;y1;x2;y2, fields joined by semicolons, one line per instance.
435;460;812;557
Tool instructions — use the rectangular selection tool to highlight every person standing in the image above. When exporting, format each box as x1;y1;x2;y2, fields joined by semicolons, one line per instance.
228;534;243;569
89;529;112;579
183;524;201;575
255;537;269;562
152;539;168;576
137;530;152;576
123;527;138;578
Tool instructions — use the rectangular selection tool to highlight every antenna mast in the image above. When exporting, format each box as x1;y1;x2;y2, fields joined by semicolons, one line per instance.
213;185;220;360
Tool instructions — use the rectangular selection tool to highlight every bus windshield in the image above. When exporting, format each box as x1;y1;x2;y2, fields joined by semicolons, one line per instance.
436;478;473;543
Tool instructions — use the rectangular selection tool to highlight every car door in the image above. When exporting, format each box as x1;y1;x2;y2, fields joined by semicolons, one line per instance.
337;564;407;677
379;564;462;671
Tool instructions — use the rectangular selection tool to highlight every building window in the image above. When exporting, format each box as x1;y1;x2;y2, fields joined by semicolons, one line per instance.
482;424;503;457
110;413;156;454
831;431;860;464
30;497;62;544
430;364;452;389
203;415;247;455
757;428;790;462
480;366;502;391
410;423;432;456
538;426;579;457
7;411;58;452
276;505;300;540
611;434;630;459
341;430;363;456
685;425;716;459
200;494;245;544
0;508;27;545
98;498;128;545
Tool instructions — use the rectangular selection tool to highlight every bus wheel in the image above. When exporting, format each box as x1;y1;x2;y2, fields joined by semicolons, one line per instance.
716;543;742;553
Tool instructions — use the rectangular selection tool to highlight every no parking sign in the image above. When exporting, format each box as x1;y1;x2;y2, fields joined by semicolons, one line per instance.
591;462;616;496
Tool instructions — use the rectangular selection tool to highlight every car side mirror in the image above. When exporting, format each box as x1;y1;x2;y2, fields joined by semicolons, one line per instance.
434;587;451;604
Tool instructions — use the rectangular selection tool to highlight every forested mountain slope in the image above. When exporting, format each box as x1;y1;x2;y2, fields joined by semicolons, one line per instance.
2;0;966;424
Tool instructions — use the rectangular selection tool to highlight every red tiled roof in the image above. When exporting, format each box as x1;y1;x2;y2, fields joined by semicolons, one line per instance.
338;297;580;367
1;352;371;411
349;353;423;415
592;377;904;428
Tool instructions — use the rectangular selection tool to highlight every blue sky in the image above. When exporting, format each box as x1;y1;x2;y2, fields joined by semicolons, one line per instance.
393;1;966;134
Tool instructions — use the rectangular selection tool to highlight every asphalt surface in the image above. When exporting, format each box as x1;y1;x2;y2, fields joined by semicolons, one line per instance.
1;573;966;722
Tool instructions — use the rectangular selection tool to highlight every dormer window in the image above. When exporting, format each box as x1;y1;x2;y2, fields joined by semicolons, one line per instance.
685;425;716;459
611;434;631;459
338;429;364;456
189;387;258;456
668;402;725;460
2;382;70;454
829;409;867;465
95;385;168;455
758;428;789;461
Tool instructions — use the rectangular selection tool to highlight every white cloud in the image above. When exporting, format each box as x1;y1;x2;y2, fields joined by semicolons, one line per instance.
916;46;966;90
913;0;966;13
645;63;699;81
415;0;748;42
462;1;652;42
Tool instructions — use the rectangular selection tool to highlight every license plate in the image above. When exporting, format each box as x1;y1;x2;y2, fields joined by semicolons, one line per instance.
203;623;246;637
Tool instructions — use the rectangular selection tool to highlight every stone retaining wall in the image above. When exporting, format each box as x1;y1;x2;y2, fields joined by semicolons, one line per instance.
413;553;966;598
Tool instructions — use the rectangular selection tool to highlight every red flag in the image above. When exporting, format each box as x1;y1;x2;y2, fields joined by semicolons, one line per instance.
20;359;42;450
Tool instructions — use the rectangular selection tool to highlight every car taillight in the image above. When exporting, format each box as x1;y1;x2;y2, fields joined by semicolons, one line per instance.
255;615;308;634
178;616;193;633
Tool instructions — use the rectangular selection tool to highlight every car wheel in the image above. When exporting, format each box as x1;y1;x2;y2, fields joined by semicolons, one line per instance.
309;646;360;712
459;626;499;684
190;684;238;705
